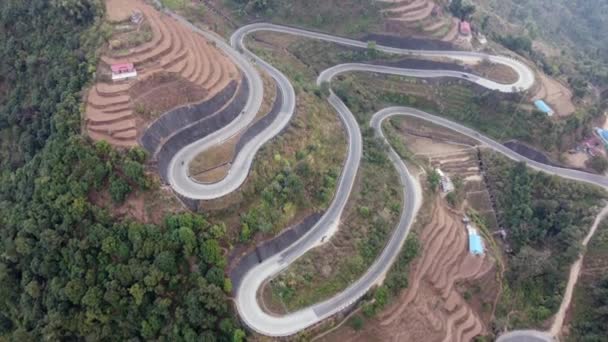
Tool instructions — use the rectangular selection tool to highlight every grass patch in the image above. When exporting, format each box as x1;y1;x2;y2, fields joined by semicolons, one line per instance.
160;0;187;10
221;0;383;36
108;21;154;53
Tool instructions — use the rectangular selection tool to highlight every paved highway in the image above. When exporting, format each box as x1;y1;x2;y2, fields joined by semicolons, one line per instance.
154;13;602;338
167;23;535;200
496;330;555;342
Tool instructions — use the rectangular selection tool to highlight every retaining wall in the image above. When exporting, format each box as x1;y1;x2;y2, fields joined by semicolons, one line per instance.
140;80;240;157
154;79;249;182
234;84;283;155
228;213;323;294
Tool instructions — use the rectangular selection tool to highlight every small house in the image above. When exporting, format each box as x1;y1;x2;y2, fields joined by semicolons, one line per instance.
595;128;608;148
466;224;484;255
111;62;137;81
459;21;471;36
436;168;455;193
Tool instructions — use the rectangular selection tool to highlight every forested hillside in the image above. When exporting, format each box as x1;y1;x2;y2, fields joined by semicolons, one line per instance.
482;151;607;328
0;0;100;169
476;0;608;91
0;1;243;340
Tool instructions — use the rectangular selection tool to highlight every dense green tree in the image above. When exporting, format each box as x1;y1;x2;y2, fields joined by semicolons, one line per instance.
449;0;476;20
427;169;441;192
482;151;606;324
588;155;608;174
571;274;608;340
0;1;243;340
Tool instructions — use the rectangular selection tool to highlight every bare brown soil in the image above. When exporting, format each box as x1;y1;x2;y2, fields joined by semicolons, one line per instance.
131;72;208;117
105;0;133;22
472;61;519;85
260;280;289;316
190;134;239;177
562;151;589;169
393;115;481;148
86;0;240;147
396;118;501;233
533;73;576;117
192;163;232;183
322;198;497;342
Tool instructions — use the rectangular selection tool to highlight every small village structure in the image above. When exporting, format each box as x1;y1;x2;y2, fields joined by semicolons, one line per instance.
595;128;608;148
436;168;454;193
111;62;137;81
534;99;555;116
462;216;484;255
459;21;471;36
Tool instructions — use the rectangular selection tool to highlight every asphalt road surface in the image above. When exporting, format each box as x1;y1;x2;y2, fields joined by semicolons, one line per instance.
154;10;602;339
167;23;535;200
496;330;555;342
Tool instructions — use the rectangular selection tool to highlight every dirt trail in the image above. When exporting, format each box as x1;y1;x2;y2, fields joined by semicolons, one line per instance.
85;0;240;147
550;204;608;337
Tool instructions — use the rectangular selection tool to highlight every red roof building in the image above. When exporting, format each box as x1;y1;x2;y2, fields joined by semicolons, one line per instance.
111;63;137;81
459;21;471;36
111;63;135;74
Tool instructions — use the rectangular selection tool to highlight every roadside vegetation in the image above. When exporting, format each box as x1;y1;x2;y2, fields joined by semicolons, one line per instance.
481;150;607;329
204;35;347;245
267;130;404;311
224;33;419;313
0;1;243;340
159;0;187;11
220;0;383;36
328;67;608;332
332;72;602;158
568;220;608;341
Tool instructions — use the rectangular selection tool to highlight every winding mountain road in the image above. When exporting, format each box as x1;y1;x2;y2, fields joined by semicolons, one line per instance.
154;13;607;339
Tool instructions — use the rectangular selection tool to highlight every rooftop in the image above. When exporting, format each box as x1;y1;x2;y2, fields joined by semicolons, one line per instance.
111;63;135;74
469;234;484;255
534;100;554;115
459;21;471;35
596;128;608;145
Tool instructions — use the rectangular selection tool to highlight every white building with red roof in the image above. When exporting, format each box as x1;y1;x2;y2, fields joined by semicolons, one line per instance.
111;62;137;81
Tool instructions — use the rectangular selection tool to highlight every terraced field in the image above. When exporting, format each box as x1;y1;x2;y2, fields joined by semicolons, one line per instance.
429;149;480;179
378;0;460;42
377;199;494;342
326;198;495;342
86;0;240;147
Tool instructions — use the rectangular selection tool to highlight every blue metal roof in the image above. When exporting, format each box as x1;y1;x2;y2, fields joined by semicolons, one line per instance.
601;129;608;142
534;100;553;114
469;234;484;255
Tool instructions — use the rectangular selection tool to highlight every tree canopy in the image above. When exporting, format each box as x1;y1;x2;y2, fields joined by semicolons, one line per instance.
0;0;243;340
